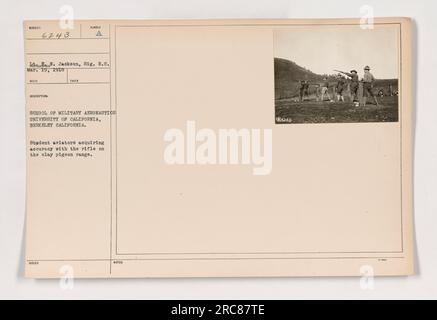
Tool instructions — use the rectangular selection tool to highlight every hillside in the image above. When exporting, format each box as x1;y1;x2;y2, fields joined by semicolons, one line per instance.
274;58;323;83
274;58;325;100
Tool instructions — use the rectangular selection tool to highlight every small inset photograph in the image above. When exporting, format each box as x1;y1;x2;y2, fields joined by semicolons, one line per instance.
274;24;400;124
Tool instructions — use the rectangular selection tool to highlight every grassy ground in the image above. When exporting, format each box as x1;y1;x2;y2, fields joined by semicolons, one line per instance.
275;96;399;124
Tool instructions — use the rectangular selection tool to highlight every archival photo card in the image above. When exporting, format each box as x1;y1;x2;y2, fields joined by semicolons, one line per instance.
24;18;413;278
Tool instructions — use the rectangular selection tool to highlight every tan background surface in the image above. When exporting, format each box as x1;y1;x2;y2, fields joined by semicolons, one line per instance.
116;25;402;255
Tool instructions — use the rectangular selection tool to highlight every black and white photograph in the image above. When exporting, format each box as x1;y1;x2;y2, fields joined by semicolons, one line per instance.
274;24;400;124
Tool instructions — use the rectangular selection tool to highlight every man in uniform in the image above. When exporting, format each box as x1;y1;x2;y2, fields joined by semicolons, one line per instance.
362;66;379;107
303;80;310;100
335;73;346;102
299;80;310;102
320;77;331;102
336;69;360;106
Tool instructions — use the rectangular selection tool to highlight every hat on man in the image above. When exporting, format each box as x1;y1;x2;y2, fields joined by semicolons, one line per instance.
350;70;358;74
364;66;371;71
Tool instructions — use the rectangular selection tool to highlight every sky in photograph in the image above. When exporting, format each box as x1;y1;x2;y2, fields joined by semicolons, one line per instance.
274;24;400;79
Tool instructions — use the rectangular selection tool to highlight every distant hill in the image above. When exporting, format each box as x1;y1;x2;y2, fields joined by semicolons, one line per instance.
274;58;323;82
274;58;325;100
274;57;398;100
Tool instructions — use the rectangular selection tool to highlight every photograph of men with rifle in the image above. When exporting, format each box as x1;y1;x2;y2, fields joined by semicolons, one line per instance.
274;24;399;123
336;66;379;107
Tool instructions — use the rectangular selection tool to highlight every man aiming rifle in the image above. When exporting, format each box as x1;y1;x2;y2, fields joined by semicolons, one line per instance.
335;69;360;107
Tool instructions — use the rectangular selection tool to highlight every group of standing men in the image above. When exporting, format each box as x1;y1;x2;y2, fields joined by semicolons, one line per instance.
298;66;379;107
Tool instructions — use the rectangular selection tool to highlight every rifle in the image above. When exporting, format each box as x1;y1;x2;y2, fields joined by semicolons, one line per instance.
334;70;348;75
